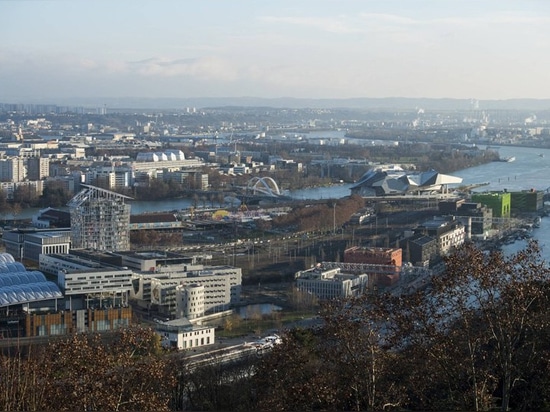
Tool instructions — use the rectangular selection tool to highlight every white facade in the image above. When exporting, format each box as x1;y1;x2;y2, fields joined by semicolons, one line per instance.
131;264;242;317
438;225;466;255
176;283;205;319
157;318;215;350
295;266;368;300
57;267;133;297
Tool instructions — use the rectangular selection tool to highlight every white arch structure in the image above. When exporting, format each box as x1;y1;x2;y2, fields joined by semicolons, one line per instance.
246;177;282;197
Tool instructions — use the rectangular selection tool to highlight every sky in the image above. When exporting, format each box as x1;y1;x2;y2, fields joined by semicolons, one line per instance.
2;0;550;103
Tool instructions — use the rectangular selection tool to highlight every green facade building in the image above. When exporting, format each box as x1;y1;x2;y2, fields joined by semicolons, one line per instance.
471;192;511;218
510;190;544;213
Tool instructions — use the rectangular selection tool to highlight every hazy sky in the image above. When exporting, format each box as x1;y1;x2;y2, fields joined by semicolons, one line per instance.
2;0;550;102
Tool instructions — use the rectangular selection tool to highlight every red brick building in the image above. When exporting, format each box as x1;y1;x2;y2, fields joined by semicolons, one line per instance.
343;246;402;287
344;246;402;266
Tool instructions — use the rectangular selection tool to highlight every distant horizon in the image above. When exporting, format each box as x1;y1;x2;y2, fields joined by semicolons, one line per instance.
4;95;550;111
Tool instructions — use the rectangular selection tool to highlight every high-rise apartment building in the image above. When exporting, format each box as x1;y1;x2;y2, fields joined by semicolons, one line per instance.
0;157;26;182
26;157;50;180
68;185;132;251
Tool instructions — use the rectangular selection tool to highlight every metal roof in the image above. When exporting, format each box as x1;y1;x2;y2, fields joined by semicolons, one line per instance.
0;283;62;306
0;256;63;307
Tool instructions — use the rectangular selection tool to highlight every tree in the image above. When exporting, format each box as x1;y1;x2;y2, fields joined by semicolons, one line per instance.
40;181;72;207
0;327;178;411
434;240;550;411
254;296;406;411
13;185;39;207
379;240;550;411
255;241;550;411
0;188;9;217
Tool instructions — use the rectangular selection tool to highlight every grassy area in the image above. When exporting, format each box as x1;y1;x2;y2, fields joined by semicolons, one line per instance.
216;309;318;339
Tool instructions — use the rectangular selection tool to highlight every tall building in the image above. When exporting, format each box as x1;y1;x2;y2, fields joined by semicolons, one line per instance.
68;185;132;251
26;157;50;180
0;157;26;182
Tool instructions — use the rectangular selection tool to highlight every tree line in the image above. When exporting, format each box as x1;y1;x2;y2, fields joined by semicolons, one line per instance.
270;194;366;233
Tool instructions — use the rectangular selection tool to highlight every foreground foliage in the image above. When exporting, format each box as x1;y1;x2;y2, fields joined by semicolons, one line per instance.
254;241;550;411
1;242;550;411
0;327;177;411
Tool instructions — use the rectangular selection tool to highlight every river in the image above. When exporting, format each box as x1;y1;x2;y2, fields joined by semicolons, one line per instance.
9;144;550;257
128;144;550;257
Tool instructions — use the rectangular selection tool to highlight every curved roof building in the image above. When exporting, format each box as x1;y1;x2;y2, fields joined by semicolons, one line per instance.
351;168;462;197
0;269;62;307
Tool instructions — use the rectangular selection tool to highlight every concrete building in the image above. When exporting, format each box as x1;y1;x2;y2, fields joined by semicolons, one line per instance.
403;234;438;268
176;283;205;320
0;252;132;338
440;199;493;237
131;264;242;318
113;250;200;273
118;251;240;317
294;264;368;300
31;207;71;229
26;156;50;180
129;213;184;232
68;185;132;251
415;216;466;256
39;253;133;309
510;190;544;213
2;228;71;262
0;157;26;182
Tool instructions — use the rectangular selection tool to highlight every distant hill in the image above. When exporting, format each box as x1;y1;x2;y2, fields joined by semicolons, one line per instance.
12;96;550;111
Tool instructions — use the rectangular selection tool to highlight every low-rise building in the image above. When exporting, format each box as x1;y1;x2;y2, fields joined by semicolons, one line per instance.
404;234;438;267
156;318;215;350
415;216;466;256
132;264;242;318
2;229;71;262
343;246;402;286
294;264;368;300
0;252;132;338
471;191;511;218
39;253;133;310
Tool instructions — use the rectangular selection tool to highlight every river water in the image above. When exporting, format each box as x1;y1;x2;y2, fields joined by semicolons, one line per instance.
129;144;550;258
9;144;550;258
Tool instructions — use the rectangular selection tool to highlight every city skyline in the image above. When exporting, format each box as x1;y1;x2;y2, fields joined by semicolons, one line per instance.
2;0;550;104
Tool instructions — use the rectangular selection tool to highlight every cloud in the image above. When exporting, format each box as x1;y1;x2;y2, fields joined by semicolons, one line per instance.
260;15;365;34
126;56;239;81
